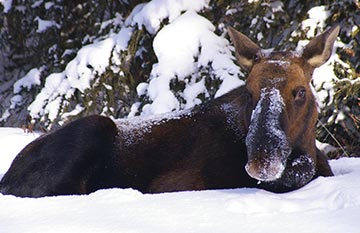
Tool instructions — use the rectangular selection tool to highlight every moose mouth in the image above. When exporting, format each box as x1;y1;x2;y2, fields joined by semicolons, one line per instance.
245;87;292;182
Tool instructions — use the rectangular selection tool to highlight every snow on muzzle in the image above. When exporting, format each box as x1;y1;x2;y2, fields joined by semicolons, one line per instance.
245;87;292;182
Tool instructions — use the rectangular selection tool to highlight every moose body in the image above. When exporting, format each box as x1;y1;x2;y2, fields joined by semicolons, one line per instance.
0;26;339;197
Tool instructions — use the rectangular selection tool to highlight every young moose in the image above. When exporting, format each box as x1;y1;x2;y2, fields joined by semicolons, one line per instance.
0;26;339;197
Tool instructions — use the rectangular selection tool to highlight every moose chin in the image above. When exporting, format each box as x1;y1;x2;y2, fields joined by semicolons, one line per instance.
0;25;339;197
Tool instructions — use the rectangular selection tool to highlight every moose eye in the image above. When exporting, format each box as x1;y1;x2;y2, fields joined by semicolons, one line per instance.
294;87;306;104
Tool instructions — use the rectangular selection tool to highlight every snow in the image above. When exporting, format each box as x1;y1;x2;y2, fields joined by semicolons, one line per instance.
311;54;339;109
61;104;85;121
27;27;133;122
1;2;358;229
35;17;59;33
183;77;206;109
28;72;68;120
115;108;193;145
265;59;290;66
301;6;330;38
0;0;12;13
316;140;337;155
0;128;41;174
13;68;42;94
0;128;360;233
129;0;210;34
31;0;43;8
140;10;243;116
269;1;283;13
44;2;54;10
65;37;115;92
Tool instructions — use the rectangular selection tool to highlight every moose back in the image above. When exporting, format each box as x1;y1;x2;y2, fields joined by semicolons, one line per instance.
0;26;339;197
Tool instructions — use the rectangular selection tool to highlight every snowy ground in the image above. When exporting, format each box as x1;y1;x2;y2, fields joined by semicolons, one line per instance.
0;128;359;233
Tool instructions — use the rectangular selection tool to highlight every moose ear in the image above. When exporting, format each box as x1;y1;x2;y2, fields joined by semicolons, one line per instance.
302;25;340;68
228;27;261;71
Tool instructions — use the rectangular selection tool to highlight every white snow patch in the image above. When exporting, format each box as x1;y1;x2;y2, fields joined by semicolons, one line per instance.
0;0;12;13
0;128;359;233
257;32;264;41
44;2;54;10
311;57;338;108
35;17;59;33
129;0;210;34
45;96;62;121
61;104;85;121
269;1;284;13
316;140;337;155
136;82;149;97
250;17;258;27
266;59;290;67
115;108;193;146
215;76;244;98
0;128;41;177
28;72;70;119
13;68;42;94
183;77;206;109
291;154;314;168
301;6;330;38
65;38;115;92
31;0;43;8
9;95;22;109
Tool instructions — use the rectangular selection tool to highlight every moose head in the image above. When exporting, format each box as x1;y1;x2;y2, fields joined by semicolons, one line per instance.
228;26;339;183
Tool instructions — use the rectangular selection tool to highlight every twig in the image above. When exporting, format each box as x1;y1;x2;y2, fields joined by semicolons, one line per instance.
317;119;349;157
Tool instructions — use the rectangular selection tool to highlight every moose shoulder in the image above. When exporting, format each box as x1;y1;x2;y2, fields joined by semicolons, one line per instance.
0;26;339;197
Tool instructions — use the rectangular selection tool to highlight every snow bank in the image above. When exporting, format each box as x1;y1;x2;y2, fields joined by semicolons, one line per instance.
0;128;40;178
0;128;359;233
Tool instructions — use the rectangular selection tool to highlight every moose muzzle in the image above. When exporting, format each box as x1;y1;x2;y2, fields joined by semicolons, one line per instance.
245;87;292;182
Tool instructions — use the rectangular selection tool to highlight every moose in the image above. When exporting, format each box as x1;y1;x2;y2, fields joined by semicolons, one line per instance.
0;26;339;197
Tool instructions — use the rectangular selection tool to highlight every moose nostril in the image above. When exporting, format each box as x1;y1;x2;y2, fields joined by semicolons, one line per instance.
245;161;266;180
245;160;285;182
245;162;256;177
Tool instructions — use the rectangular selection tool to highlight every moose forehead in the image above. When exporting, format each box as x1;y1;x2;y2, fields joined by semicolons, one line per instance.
246;51;309;97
